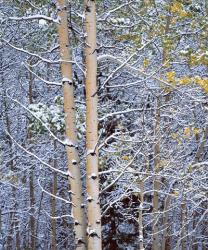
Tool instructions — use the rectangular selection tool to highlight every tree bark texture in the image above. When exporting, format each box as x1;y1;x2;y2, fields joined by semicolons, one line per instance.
84;0;102;249
56;0;86;248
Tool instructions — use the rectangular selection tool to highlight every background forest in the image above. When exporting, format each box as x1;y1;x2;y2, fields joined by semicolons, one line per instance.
0;0;207;249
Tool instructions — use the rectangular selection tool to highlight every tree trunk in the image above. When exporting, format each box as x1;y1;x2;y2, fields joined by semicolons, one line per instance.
84;1;102;249
152;179;160;250
194;126;208;163
1;46;20;249
4;99;20;250
51;141;57;250
152;97;161;250
29;172;36;250
161;196;171;250
138;178;144;250
27;62;36;250
181;200;187;250
56;1;86;248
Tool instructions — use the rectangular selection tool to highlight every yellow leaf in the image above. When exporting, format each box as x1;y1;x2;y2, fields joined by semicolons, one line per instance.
195;77;208;93
179;10;189;18
193;127;200;135
187;165;193;173
195;76;203;85
166;71;176;83
201;79;208;93
176;138;182;145
179;76;192;85
171;17;177;25
172;190;179;197
189;54;198;65
143;58;149;68
163;87;172;93
122;155;129;161
170;2;182;13
163;60;169;68
184;127;191;137
171;133;178;139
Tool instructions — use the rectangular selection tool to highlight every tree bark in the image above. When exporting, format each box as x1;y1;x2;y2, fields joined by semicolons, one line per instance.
51;141;57;250
29;172;36;250
56;1;86;248
4;94;21;250
181;200;187;250
27;61;36;250
152;98;161;250
84;0;102;249
138;178;144;250
161;196;171;250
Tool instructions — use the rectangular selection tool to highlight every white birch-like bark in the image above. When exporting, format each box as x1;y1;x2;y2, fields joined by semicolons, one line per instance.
84;0;102;249
56;1;86;248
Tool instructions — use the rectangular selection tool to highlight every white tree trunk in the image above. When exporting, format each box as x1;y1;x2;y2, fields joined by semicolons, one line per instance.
84;0;102;249
57;1;86;248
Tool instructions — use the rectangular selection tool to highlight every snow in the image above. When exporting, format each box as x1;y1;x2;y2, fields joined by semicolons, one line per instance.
8;14;59;23
29;99;65;133
139;235;143;241
139;203;143;210
110;18;131;25
63;138;75;147
66;170;73;178
89;173;97;179
81;203;85;208
72;159;77;165
87;227;97;236
38;19;47;26
62;77;72;83
87;196;93;201
87;149;96;155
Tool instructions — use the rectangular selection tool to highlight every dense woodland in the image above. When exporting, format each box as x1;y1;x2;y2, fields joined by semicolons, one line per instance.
0;0;207;249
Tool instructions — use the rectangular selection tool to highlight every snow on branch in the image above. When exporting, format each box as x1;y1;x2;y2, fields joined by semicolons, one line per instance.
100;142;145;194
6;94;67;147
4;14;59;24
5;130;68;176
99;1;135;21
97;54;205;103
99;108;143;122
3;39;75;65
44;211;74;220
94;39;155;95
38;178;74;205
3;39;60;64
23;62;62;86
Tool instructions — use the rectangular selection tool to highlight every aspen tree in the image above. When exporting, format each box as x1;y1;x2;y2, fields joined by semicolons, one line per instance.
56;0;86;248
161;196;171;250
138;178;144;250
84;0;102;249
28;63;36;250
0;209;1;235
181;199;187;250
154;12;172;249
160;13;172;250
4;109;21;250
51;141;57;250
0;46;20;250
152;98;161;250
